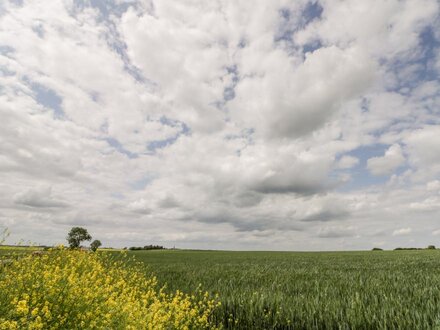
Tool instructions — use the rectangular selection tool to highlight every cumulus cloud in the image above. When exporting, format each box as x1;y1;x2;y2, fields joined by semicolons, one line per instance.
337;155;359;169
231;45;376;139
14;186;68;208
0;0;439;250
404;126;440;180
367;144;405;176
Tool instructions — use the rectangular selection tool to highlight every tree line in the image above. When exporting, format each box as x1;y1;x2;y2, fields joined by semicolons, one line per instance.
66;227;165;251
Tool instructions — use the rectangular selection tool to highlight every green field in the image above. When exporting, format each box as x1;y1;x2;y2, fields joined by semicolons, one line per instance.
3;247;440;329
0;246;41;256
129;249;440;329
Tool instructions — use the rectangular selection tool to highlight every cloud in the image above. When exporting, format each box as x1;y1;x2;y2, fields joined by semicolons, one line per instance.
127;198;151;214
295;0;438;59
392;227;412;236
14;186;68;208
337;155;359;169
0;0;439;250
409;197;439;213
404;126;440;180
367;144;405;176
427;180;440;192
317;226;356;238
230;45;376;139
300;199;350;222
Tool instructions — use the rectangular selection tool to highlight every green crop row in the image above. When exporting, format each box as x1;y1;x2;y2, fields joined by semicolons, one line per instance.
129;249;440;329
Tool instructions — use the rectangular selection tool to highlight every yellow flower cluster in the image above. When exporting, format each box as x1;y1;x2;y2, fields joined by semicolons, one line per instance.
0;248;220;329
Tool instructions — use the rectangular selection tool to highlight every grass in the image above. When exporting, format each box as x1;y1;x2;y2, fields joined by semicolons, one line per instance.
128;249;440;329
0;246;42;258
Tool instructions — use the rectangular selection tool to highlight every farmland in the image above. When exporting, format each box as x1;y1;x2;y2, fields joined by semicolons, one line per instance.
129;249;440;329
3;247;440;329
0;248;219;329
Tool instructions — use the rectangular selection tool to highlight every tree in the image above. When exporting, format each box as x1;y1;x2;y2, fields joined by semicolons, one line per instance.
67;227;92;249
90;240;102;252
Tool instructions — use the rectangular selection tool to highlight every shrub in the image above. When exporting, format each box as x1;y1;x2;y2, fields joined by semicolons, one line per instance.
90;240;102;252
0;248;220;329
129;245;165;251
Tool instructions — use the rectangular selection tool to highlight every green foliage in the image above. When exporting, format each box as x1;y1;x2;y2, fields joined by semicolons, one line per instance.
427;245;436;250
129;245;165;251
90;240;102;252
372;247;383;251
66;227;92;249
129;249;440;329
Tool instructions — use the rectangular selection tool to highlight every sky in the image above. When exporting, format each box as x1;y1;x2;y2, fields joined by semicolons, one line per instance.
0;0;439;250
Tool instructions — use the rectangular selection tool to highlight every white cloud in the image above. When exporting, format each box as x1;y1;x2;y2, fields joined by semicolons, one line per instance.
392;227;412;236
337;155;359;169
230;45;376;139
367;144;405;176
427;180;440;192
295;0;438;59
404;126;440;181
409;197;439;212
0;0;439;250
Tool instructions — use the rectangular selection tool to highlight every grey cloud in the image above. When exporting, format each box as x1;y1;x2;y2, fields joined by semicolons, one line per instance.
194;207;303;232
300;208;350;222
14;187;68;208
158;195;180;209
317;226;356;238
232;191;263;208
248;164;337;196
252;177;329;195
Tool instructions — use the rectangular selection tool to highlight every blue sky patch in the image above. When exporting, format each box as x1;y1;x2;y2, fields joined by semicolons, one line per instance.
105;137;138;159
129;176;155;190
335;144;391;191
147;117;190;153
31;83;64;119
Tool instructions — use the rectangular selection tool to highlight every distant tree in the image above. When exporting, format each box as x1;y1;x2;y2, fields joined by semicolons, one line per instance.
427;245;436;250
372;247;383;251
129;245;165;251
67;227;92;249
90;240;102;252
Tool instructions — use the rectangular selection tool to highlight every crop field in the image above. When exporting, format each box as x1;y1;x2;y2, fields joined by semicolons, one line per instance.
0;246;41;257
129;249;440;329
3;248;440;329
0;248;219;329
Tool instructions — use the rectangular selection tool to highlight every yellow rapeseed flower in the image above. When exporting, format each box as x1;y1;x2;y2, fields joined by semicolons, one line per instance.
0;249;220;329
